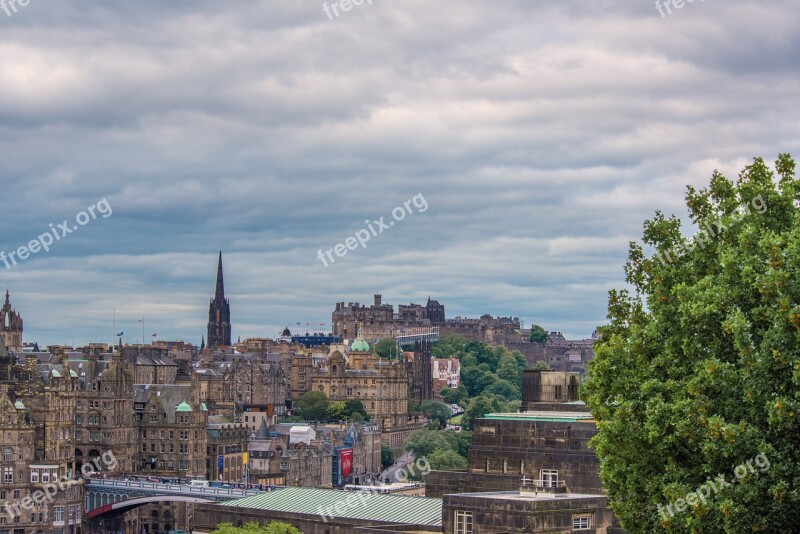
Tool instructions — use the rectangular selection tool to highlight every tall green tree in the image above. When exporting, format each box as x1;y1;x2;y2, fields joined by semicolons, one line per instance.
293;391;329;421
582;155;800;533
529;324;548;344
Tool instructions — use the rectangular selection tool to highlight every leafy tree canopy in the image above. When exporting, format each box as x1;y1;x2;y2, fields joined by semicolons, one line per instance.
373;337;401;358
404;428;457;458
428;448;469;471
582;155;800;533
529;324;548;344
420;400;452;428
531;360;551;371
294;391;329;421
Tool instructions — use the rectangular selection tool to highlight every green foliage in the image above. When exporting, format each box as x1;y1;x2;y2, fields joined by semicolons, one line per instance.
484;378;521;400
326;400;347;421
431;333;468;358
439;384;468;405
293;391;329;421
404;428;457;458
344;399;369;420
435;337;529;404
373;337;401;358
582;155;800;533
381;445;395;469
462;393;515;430
213;521;301;534
428;448;468;471
529;324;548;344
532;360;551;371
420;400;452;428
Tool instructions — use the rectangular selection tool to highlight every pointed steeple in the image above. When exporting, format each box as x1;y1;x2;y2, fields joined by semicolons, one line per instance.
215;251;225;302
207;252;232;347
4;289;9;307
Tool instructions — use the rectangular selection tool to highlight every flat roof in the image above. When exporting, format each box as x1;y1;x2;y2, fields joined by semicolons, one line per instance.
450;490;606;502
483;411;595;423
219;487;442;526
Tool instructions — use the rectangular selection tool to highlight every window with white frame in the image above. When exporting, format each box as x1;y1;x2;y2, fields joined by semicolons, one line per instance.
3;468;12;484
540;469;559;488
53;507;64;523
454;510;473;534
572;514;591;530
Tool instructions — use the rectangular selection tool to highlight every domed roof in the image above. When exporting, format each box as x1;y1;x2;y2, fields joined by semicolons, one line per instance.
14;400;25;410
175;401;193;412
351;338;370;352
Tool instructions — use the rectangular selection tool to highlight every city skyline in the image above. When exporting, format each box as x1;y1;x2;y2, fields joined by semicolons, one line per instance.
2;1;797;346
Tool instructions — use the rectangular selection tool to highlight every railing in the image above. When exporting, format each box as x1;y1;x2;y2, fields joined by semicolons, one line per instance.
85;479;259;498
520;478;567;490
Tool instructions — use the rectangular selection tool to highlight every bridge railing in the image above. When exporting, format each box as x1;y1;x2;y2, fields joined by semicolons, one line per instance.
86;479;259;498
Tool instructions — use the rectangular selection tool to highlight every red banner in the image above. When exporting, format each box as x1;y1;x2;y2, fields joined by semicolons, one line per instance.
340;449;353;477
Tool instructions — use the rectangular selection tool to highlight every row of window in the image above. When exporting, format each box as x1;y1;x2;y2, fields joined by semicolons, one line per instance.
141;443;198;454
452;510;592;532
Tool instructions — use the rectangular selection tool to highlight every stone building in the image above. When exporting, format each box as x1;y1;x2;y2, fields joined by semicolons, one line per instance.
132;384;208;477
207;416;249;483
0;290;23;350
0;339;84;534
280;441;333;488
426;371;603;499
310;333;419;449
71;348;136;475
442;487;617;533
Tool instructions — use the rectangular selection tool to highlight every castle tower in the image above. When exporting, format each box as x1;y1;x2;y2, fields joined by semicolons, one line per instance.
0;289;23;349
207;252;232;347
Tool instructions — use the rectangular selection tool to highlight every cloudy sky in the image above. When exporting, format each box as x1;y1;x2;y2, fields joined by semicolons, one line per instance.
0;0;798;347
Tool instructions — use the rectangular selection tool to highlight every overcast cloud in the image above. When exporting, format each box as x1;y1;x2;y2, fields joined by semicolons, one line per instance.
1;0;798;346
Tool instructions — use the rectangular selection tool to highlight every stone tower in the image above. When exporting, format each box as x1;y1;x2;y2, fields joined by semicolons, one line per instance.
0;289;23;349
207;252;232;347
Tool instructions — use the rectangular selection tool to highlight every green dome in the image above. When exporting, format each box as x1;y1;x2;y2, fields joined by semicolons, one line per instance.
14;400;25;410
351;338;370;352
176;401;193;412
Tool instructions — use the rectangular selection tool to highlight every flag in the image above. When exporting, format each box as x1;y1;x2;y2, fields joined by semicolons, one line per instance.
296;322;301;326
151;333;157;337
116;332;124;336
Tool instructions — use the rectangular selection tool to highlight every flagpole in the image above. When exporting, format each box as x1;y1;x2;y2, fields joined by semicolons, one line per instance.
113;308;116;350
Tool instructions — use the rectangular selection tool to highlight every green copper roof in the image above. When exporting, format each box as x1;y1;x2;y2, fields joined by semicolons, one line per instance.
351;338;370;352
484;411;595;423
51;369;62;378
201;403;208;412
69;370;78;378
14;400;25;410
176;401;193;412
220;487;442;526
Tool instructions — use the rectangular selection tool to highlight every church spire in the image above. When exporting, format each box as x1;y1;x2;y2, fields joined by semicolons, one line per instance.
207;252;232;347
215;251;225;302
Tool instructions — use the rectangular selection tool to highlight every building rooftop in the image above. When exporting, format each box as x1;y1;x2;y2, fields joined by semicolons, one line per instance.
483;411;595;423
219;487;442;526
453;490;606;502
